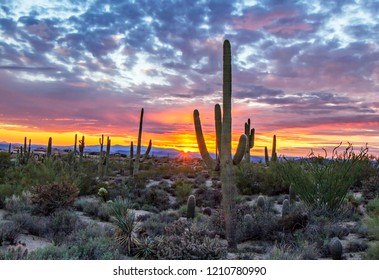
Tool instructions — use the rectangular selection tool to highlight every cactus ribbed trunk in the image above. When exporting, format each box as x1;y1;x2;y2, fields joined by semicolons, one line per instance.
47;137;52;158
133;108;144;175
220;40;237;250
104;136;111;177
74;134;77;154
271;134;277;161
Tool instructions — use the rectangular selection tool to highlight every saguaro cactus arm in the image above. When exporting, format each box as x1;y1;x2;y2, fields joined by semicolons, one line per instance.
233;134;248;165
193;109;217;170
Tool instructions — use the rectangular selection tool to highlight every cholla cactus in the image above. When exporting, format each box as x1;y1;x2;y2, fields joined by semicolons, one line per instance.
98;187;108;202
282;199;290;217
187;195;196;219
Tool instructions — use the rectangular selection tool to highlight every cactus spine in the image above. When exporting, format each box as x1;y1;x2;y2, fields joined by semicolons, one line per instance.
244;118;255;162
47;137;52;158
187;195;196;219
194;40;245;249
131;108;152;176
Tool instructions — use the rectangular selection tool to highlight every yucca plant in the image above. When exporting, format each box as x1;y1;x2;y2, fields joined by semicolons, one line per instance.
107;198;139;255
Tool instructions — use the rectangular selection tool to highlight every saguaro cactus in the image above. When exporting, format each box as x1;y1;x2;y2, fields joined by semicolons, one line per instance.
47;137;52;158
73;134;77;154
244;118;255;162
104;136;111;177
264;134;277;164
132;108;152;176
79;136;85;162
187;195;196;219
193;40;245;249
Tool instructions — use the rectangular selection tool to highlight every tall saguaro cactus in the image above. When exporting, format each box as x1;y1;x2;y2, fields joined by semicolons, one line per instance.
132;108;152;176
193;40;245;249
47;137;52;158
79;136;85;163
264;134;277;164
244;118;255;162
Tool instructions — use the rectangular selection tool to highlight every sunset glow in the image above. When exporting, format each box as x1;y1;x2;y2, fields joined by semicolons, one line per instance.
1;1;379;157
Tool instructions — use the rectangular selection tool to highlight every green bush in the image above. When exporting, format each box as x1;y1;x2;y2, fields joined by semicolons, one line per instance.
0;184;23;209
235;162;261;195
278;144;368;213
172;180;193;204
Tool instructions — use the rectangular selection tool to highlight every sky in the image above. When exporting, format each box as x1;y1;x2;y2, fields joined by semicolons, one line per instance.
1;0;379;157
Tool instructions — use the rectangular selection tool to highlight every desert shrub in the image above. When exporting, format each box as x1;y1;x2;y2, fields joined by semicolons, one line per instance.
141;211;180;237
235;162;262;195
361;176;379;200
145;188;170;211
172;179;193;204
30;181;79;215
364;242;379;260
0;183;23;209
0;221;21;245
64;227;123;260
29;228;123;260
0;152;11;181
6;159;70;189
74;197;101;217
73;172;98;196
97;203;111;221
11;212;50;237
28;245;71;260
157;219;227;260
0;244;29;260
260;161;289;195
194;186;222;208
278;144;368;213
5;191;33;213
49;210;80;245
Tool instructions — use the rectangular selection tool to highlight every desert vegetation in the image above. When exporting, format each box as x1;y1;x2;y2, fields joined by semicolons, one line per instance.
0;40;378;260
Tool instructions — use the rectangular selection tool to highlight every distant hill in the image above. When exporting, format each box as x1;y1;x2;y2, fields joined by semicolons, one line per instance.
0;142;265;162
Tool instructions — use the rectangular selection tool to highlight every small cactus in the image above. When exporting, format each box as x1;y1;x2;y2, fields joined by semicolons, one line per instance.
282;198;290;217
203;207;212;216
256;195;265;209
187;195;196;219
329;238;343;260
243;213;253;235
289;185;296;203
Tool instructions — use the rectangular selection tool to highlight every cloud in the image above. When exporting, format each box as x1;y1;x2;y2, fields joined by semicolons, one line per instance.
0;0;378;154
